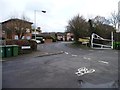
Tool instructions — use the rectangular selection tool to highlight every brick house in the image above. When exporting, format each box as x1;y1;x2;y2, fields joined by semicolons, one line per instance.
2;18;33;40
40;33;53;43
0;23;2;39
32;27;42;35
56;32;65;41
66;32;74;41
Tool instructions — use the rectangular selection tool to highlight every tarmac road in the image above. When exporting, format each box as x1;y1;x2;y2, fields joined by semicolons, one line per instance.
2;42;119;88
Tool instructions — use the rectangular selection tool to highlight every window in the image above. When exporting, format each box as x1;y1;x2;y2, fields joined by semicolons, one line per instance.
26;36;31;40
14;35;18;40
26;28;30;33
22;36;25;39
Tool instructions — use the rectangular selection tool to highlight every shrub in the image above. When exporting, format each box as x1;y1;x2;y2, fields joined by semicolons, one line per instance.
5;39;14;45
51;36;57;42
5;39;37;54
6;39;29;46
44;36;57;42
15;40;30;46
44;36;53;39
113;42;120;50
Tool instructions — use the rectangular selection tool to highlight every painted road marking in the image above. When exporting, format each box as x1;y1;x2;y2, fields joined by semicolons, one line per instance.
89;50;94;52
98;51;104;53
61;51;64;52
83;57;91;60
72;54;77;57
65;52;69;54
98;61;109;64
75;67;95;76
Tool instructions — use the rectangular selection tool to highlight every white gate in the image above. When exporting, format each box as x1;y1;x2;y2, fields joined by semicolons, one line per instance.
91;32;113;49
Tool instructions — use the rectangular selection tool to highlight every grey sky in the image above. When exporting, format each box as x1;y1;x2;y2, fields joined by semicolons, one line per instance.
0;0;119;32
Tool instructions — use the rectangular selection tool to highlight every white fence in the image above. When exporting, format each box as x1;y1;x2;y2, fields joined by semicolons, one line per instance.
91;32;113;49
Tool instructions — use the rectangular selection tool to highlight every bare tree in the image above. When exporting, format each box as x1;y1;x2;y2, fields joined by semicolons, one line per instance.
66;14;89;43
89;17;115;39
110;11;118;29
92;16;110;25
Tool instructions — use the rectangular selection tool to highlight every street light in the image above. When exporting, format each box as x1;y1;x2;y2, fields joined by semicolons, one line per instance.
34;10;46;40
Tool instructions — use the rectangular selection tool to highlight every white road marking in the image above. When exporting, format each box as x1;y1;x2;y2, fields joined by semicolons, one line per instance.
0;60;5;62
72;55;77;57
61;51;64;52
98;61;109;64
83;57;91;60
83;57;87;59
89;50;94;52
65;52;69;54
98;51;104;53
87;58;91;60
75;67;95;76
45;52;49;54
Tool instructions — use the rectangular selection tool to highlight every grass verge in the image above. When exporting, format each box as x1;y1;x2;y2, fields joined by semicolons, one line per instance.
65;42;91;49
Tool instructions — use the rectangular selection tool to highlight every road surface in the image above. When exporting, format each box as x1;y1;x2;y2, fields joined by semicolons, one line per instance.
2;42;118;88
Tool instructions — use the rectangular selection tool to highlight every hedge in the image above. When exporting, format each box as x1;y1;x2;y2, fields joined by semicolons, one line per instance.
113;42;120;50
5;39;37;54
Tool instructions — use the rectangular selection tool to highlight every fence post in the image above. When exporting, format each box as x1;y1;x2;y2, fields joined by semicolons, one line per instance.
111;32;114;49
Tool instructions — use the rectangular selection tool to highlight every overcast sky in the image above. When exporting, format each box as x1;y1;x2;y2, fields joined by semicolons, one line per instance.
0;0;119;32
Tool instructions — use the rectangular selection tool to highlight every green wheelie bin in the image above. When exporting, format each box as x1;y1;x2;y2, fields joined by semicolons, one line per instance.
12;45;19;56
0;45;5;58
5;45;13;57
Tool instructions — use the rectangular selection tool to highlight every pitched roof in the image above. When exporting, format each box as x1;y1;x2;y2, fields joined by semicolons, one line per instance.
2;18;33;24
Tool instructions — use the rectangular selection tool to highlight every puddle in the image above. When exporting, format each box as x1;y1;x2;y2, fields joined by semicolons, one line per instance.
77;80;118;88
75;67;95;76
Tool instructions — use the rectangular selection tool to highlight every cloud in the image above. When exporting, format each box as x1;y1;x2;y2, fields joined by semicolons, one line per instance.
0;0;119;32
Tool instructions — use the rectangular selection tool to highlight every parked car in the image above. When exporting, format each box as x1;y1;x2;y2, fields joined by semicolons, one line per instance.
31;39;41;44
36;37;45;43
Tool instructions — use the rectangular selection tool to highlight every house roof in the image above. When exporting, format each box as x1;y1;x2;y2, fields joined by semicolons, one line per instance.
40;33;51;37
2;18;33;24
56;32;65;36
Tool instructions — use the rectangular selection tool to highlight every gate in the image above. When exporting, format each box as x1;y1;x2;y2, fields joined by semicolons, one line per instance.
91;32;113;49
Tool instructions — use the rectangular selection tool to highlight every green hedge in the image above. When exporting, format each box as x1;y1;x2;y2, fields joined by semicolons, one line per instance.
51;36;57;42
44;36;57;42
113;42;120;50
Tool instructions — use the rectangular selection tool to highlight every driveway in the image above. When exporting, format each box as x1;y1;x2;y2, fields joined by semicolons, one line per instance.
2;42;118;88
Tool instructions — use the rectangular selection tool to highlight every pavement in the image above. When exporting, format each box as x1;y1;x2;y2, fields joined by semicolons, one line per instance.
2;42;119;88
2;43;64;62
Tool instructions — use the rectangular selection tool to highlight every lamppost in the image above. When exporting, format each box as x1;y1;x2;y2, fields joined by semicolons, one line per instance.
34;10;46;40
118;1;120;32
